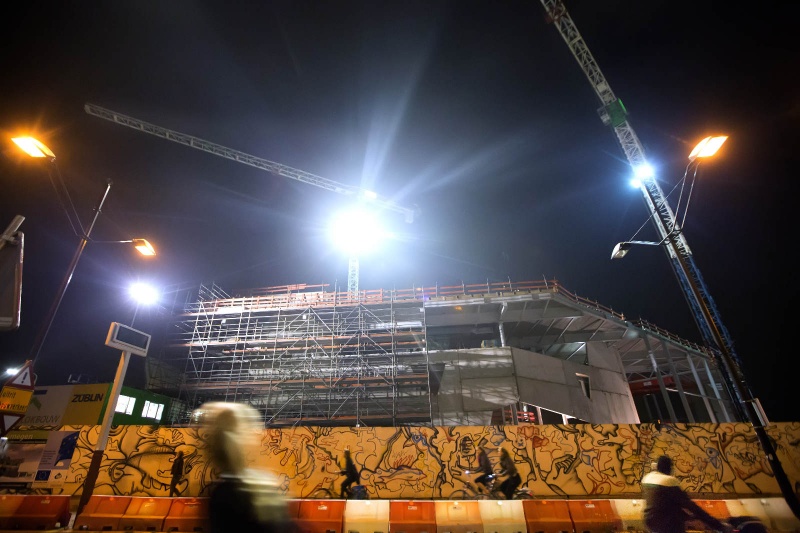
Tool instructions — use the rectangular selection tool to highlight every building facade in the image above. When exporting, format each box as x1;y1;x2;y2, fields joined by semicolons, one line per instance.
148;279;737;427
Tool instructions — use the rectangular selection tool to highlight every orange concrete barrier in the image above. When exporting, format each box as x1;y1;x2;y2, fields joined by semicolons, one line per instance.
0;494;25;530
478;499;526;533
389;500;437;533
73;495;132;531
296;499;347;533
163;497;210;532
288;499;303;519
724;499;768;526
735;497;800;532
118;496;172;531
609;499;645;533
567;499;623;533
686;500;730;532
344;499;390;533
521;499;573;533
9;494;71;530
435;500;483;533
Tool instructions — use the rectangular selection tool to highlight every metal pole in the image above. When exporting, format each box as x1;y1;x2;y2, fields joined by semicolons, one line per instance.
644;186;800;517
29;182;112;364
77;350;131;514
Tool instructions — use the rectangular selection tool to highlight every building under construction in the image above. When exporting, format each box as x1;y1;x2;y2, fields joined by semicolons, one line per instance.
147;279;739;427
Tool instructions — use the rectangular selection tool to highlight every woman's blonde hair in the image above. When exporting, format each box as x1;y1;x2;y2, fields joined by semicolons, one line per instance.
195;402;262;475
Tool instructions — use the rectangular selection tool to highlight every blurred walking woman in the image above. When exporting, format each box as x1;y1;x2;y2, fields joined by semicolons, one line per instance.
196;402;292;533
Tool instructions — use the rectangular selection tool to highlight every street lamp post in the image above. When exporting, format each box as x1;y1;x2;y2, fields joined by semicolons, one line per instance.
27;181;111;364
612;136;800;517
11;137;156;365
13;136;161;514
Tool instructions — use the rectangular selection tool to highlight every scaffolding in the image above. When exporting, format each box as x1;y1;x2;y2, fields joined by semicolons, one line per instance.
155;282;440;426
149;279;736;427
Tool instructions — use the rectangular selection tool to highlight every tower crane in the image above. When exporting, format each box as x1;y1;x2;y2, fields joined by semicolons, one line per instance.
539;1;738;369
539;1;800;518
84;103;417;295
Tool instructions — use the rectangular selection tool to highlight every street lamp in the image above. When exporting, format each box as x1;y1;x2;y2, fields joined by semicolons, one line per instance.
11;137;157;365
610;240;661;260
612;135;730;261
612;135;800;517
128;281;160;326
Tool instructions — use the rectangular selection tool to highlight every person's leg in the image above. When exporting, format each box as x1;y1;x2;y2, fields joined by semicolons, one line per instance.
506;475;521;499
340;479;349;498
345;475;359;498
498;478;508;499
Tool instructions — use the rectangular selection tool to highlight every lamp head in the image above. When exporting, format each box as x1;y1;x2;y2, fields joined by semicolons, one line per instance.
611;242;632;260
11;137;56;159
132;239;156;256
688;135;728;161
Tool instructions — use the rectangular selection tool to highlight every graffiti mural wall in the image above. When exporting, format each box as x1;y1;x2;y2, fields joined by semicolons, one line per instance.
3;422;798;499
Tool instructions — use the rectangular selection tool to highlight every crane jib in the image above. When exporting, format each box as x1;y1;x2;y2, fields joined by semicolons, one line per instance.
83;103;416;224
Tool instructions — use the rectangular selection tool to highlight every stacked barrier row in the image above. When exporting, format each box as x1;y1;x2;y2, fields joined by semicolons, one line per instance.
0;496;798;533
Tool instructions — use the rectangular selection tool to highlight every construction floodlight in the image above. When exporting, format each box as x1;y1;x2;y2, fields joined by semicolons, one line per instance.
329;209;384;255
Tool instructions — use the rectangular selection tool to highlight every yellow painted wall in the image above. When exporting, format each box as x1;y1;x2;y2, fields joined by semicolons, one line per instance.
6;422;800;500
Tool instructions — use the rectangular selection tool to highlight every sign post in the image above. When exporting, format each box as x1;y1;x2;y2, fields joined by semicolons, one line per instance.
0;360;35;437
0;216;25;332
77;323;150;514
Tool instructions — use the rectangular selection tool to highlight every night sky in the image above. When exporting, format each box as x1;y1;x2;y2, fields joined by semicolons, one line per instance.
1;2;795;421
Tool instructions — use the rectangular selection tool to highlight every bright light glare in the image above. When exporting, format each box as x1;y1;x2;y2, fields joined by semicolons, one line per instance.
688;135;728;160
5;368;19;376
129;283;160;305
11;137;56;159
633;163;654;180
329;209;385;254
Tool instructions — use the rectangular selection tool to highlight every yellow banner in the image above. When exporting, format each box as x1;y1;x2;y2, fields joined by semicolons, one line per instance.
62;383;110;425
0;386;34;414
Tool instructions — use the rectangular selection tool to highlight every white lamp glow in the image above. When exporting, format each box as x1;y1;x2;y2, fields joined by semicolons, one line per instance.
329;209;385;255
129;282;159;305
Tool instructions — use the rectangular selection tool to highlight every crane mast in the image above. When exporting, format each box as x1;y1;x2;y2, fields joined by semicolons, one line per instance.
539;0;746;389
538;6;800;518
83;104;417;225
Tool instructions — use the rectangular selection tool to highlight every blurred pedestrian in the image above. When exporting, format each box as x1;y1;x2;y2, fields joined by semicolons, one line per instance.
339;448;360;498
642;455;731;533
169;450;185;496
197;402;292;533
497;448;521;500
